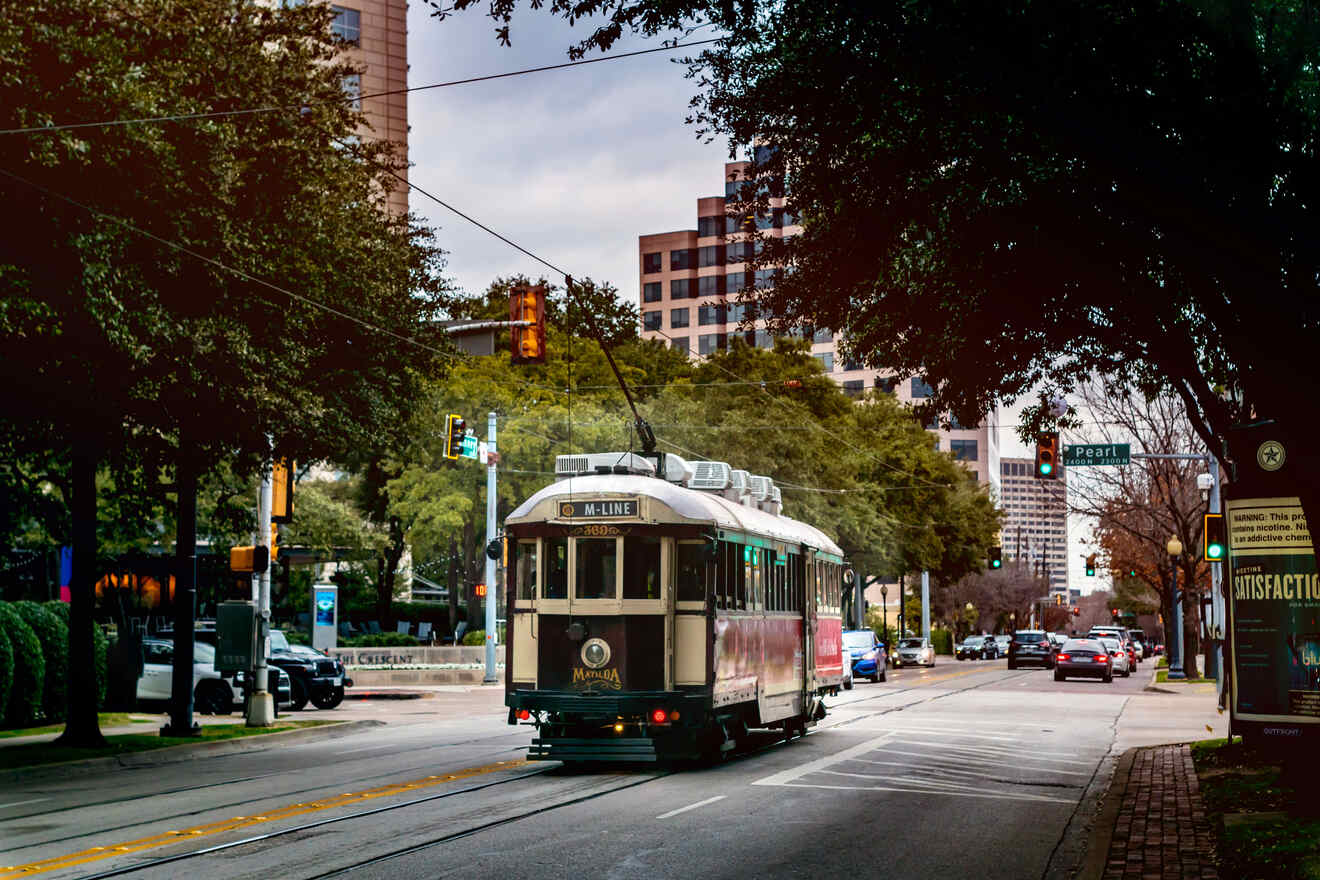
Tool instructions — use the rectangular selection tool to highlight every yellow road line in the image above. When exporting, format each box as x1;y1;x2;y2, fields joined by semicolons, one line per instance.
0;758;529;879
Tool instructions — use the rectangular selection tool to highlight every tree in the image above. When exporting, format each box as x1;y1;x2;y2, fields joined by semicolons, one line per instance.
0;0;451;743
443;0;1320;572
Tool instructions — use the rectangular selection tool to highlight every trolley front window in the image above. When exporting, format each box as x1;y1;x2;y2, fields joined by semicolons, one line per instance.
675;542;707;602
623;536;661;599
575;538;617;599
544;537;568;599
515;540;537;600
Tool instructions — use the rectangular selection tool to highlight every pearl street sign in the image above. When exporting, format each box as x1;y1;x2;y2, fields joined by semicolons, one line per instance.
1063;443;1131;466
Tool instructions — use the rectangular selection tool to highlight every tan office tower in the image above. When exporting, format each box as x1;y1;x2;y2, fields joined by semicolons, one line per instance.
998;457;1069;595
638;158;999;490
327;0;408;216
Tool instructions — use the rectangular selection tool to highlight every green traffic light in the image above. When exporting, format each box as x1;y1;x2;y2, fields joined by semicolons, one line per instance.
1039;462;1052;475
1207;544;1224;560
991;559;1002;569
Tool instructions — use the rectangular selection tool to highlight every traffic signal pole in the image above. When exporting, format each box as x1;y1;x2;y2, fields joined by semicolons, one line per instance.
483;412;499;683
246;461;275;726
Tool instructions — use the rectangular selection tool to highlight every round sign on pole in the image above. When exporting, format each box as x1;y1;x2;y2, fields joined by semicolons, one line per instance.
1256;440;1286;472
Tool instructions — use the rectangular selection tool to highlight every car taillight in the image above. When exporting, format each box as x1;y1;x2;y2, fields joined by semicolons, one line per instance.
516;709;530;721
1097;655;1110;662
1057;654;1070;662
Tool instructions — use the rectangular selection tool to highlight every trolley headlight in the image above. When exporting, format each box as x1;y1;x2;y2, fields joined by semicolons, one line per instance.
581;638;611;669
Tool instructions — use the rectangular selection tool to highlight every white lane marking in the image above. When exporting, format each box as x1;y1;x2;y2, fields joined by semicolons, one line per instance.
0;798;49;809
887;740;1093;766
656;795;727;820
850;758;1023;781
778;781;1075;804
752;732;896;787
863;747;1092;776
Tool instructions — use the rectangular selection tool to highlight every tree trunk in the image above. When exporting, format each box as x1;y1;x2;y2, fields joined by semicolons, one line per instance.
55;436;105;747
164;450;199;736
1182;589;1201;679
377;516;404;625
447;537;460;632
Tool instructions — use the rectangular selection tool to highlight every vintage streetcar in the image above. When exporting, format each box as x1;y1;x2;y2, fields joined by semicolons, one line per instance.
504;451;847;762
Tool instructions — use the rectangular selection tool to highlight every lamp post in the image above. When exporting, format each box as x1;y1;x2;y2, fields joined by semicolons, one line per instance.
1167;536;1186;680
880;585;889;645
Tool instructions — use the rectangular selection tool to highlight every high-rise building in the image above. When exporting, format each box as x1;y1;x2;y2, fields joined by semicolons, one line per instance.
327;0;408;215
638;158;999;489
998;457;1069;594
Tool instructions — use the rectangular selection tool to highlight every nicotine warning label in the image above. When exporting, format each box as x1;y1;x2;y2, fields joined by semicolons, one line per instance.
1229;499;1313;552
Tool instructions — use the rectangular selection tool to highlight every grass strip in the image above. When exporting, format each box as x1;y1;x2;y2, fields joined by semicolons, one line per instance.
1155;669;1208;683
1191;737;1320;879
0;713;155;739
0;720;335;771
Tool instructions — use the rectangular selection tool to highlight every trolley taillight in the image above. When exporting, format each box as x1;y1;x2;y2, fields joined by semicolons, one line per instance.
651;709;668;724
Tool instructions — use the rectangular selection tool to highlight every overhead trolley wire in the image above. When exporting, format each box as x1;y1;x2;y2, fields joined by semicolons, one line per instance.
0;38;722;137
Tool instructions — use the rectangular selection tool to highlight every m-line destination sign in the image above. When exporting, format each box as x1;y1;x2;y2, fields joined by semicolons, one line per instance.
559;499;639;519
1063;443;1130;466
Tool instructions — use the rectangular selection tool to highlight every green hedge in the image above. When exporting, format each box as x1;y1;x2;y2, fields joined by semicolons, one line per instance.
43;601;107;712
0;617;12;726
932;627;954;655
0;602;44;727
461;629;485;647
13;601;66;723
341;632;419;647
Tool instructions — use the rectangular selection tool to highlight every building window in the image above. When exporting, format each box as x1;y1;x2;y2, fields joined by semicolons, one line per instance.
698;216;723;238
726;301;748;325
670;308;689;329
341;74;361;110
671;336;689;352
842;380;864;398
642;282;662;303
698;275;722;297
698;304;727;326
753;268;777;289
951;439;978;461
725;241;750;264
814;352;834;371
812;327;832;344
670;278;692;298
726;271;745;291
670;248;697;271
754;329;774;349
643;252;662;274
911;377;934;398
842;357;863;372
725;177;752;201
642;311;661;331
698;333;726;356
698;245;724;267
330;5;361;45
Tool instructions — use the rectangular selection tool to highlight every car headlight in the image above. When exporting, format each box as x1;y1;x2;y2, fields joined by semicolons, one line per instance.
862;650;877;660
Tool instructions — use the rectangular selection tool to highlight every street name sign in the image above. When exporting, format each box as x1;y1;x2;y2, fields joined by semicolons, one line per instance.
1063;443;1130;466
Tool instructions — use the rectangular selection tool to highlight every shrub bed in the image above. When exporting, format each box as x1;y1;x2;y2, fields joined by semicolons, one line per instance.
0;602;44;728
13;601;66;723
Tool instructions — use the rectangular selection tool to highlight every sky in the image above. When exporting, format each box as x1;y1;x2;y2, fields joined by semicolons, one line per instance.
405;4;729;303
402;6;1106;594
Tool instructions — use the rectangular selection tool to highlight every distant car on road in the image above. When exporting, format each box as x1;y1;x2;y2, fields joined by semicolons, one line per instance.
894;637;935;668
980;636;1002;660
994;635;1011;656
1008;630;1056;669
1098;637;1132;677
956;635;988;660
1054;638;1114;683
842;629;887;682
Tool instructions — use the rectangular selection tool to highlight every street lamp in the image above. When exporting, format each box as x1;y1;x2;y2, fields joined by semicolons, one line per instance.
880;585;889;645
1167;536;1186;680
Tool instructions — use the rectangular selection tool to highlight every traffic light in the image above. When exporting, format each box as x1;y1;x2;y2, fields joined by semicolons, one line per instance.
1204;513;1227;562
444;414;466;460
270;458;295;523
1034;431;1059;478
509;284;546;364
1111;608;1120;620
1085;554;1096;577
229;545;270;574
1071;606;1080;616
989;547;1002;569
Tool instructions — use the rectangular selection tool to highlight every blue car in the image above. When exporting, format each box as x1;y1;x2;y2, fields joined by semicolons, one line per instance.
842;630;887;682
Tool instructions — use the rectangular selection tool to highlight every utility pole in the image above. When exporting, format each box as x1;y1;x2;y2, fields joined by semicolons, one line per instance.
483;412;499;683
920;570;930;642
246;461;275;726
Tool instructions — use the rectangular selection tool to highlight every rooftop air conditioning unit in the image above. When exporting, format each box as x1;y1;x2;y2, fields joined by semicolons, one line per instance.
762;486;783;516
687;461;733;491
726;469;750;502
554;453;655;479
659;453;695;484
746;475;773;502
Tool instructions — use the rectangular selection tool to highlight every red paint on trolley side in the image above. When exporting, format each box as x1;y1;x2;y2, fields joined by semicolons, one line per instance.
815;616;844;678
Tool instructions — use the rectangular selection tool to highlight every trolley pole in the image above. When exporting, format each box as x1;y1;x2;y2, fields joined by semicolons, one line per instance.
920;570;931;641
483;412;499;683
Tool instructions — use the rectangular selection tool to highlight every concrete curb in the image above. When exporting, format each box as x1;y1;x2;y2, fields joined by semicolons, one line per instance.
0;719;384;786
1075;746;1138;880
1143;656;1174;693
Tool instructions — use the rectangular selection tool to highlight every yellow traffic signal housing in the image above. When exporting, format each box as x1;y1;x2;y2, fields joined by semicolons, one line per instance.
510;284;547;364
1204;513;1227;561
444;414;466;460
270;458;295;523
1035;431;1059;478
229;545;269;574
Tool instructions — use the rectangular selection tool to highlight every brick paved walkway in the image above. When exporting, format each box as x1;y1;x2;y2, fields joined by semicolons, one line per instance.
1102;745;1219;880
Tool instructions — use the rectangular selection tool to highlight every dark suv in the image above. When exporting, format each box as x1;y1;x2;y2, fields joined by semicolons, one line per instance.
269;630;351;710
1008;630;1056;669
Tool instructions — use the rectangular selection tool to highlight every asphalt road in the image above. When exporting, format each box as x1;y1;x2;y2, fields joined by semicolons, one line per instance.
0;657;1190;880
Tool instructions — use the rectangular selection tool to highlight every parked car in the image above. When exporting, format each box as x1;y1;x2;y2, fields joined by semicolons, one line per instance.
1008;630;1056;669
894;637;935;667
1098;637;1132;677
980;635;1002;660
957;635;988;660
138;638;291;714
994;635;1012;656
842;629;887;682
269;630;352;710
1054;638;1114;683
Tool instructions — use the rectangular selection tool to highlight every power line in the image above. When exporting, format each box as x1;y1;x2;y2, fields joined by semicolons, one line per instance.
0;38;721;137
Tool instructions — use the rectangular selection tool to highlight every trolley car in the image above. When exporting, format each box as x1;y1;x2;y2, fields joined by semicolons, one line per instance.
504;452;847;762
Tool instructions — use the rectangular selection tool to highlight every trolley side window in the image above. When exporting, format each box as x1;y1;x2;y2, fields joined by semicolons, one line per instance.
575;537;618;599
515;540;538;600
675;541;707;602
544;537;568;599
623;536;662;599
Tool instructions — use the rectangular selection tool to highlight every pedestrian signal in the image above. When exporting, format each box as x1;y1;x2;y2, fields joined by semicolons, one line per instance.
989;547;1002;570
444;414;466;460
1035;431;1059;478
1204;513;1226;562
510;284;546;364
1085;554;1096;577
229;545;269;574
474;583;487;598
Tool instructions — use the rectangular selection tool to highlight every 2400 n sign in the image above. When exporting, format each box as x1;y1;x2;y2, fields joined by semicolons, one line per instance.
558;499;638;519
